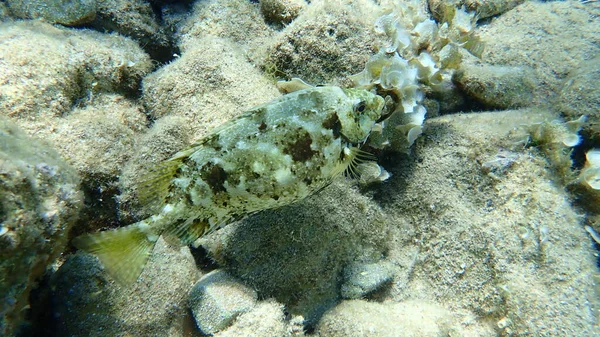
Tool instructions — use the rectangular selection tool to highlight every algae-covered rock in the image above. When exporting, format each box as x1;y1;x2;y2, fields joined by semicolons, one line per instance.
215;300;289;337
0;2;11;21
6;0;96;26
372;109;599;336
177;0;275;61
141;36;280;141
0;21;152;124
260;0;306;26
51;237;198;337
263;0;382;85
36;94;148;236
340;260;395;299
478;1;600;106
200;179;391;326
88;0;174;62
0;21;152;233
316;300;466;336
39;94;147;178
429;0;526;21
0;118;82;337
454;64;536;109
142;0;280;154
189;270;257;335
426;77;466;114
558;56;600;144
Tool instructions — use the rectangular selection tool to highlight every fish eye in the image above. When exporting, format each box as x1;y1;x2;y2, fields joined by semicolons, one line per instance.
355;101;366;113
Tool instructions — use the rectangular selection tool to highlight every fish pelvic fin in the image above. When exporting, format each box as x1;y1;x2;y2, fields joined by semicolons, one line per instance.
164;217;213;246
72;221;159;285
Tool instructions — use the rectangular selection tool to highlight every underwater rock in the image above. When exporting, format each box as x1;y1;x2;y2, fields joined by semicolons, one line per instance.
0;21;152;232
88;0;173;62
428;0;526;21
260;0;305;26
177;0;275;62
51;237;197;337
340;260;395;299
215;300;289;337
142;36;280;141
454;64;536;109
0;21;152;124
6;0;96;26
0;2;10;21
558;56;600;143
37;94;148;235
478;1;600;105
0;118;82;337
263;0;382;85
375;109;599;336
199;179;390;326
427;76;466;114
39;94;147;179
188;270;257;335
480;150;520;179
316;300;465;336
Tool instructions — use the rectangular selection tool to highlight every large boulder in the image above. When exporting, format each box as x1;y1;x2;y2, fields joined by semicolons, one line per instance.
0;118;82;336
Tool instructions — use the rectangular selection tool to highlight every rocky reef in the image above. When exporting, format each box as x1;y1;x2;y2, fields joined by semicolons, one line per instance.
0;0;599;336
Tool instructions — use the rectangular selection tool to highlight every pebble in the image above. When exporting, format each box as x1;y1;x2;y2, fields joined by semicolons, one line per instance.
189;269;258;335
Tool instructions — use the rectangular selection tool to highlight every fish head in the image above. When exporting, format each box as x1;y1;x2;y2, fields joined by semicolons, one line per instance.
339;88;385;144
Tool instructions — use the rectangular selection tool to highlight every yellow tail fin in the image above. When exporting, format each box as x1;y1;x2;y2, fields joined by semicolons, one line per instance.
72;223;158;285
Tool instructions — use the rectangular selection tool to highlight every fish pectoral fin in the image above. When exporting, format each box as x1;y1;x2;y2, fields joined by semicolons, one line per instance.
332;146;377;179
72;223;158;285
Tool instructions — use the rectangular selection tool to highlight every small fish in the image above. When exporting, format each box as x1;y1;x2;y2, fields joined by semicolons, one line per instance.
73;86;384;284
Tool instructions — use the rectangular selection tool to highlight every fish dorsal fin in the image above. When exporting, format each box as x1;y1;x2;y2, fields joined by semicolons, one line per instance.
332;146;377;179
181;109;266;151
276;78;314;94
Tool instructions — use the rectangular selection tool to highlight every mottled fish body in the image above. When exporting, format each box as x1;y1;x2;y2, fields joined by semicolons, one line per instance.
73;86;384;284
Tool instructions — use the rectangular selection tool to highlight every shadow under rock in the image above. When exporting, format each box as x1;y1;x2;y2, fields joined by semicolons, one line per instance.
219;180;390;329
366;120;456;211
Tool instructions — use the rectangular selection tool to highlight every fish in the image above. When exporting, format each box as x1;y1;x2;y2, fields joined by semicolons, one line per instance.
73;85;385;284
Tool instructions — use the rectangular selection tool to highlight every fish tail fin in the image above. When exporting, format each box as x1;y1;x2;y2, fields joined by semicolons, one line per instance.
72;222;159;285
